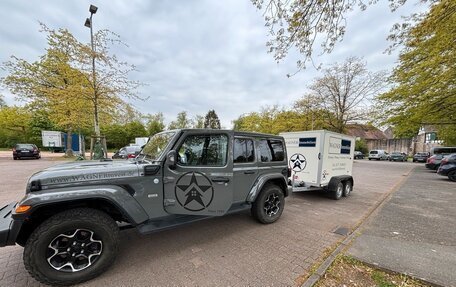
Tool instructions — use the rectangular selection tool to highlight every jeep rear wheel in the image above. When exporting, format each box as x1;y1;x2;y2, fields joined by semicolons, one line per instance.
251;184;285;224
24;208;119;286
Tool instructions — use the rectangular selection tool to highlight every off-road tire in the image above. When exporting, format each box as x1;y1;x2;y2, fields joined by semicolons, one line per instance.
24;208;119;286
251;184;285;224
330;180;344;200
343;180;352;197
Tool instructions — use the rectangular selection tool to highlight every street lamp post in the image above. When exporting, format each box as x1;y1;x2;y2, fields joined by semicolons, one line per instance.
85;4;99;137
85;5;106;159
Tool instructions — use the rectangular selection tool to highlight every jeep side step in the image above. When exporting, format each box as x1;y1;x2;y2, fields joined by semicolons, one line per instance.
137;203;251;234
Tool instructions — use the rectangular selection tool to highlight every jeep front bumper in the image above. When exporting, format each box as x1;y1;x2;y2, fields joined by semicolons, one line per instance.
0;202;23;247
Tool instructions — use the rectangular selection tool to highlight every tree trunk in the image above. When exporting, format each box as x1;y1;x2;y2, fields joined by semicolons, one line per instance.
66;127;73;157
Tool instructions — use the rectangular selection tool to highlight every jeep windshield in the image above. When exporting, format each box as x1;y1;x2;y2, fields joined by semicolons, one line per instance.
138;131;176;161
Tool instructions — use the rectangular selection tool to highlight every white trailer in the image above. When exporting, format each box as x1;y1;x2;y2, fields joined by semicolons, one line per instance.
41;131;64;148
280;130;355;200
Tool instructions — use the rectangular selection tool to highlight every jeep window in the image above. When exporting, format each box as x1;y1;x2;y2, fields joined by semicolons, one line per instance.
258;139;285;162
140;131;176;160
178;134;228;166
234;138;254;163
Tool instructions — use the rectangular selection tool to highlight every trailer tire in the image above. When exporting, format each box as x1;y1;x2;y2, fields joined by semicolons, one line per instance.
343;180;352;197
251;184;285;224
330;180;344;200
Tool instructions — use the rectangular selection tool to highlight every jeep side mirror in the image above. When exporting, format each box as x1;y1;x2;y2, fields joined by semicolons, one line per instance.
167;150;177;170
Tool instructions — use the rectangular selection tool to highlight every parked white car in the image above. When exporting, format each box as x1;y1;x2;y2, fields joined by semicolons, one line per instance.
368;150;388;161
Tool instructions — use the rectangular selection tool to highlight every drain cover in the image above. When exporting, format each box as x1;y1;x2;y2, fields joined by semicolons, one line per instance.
333;226;350;236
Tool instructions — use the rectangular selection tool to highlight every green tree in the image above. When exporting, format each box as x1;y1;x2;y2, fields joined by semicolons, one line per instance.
0;106;32;146
355;139;368;154
233;105;326;134
293;95;331;131
168;111;192;130
145;112;165;136
377;0;456;144
103;124;129;149
203;110;221;129
125;121;147;142
193;115;205;129
1;23;142;156
28;109;56;147
0;94;6;108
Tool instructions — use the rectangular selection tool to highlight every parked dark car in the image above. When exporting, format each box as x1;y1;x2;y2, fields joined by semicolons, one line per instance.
425;154;448;170
437;154;456;181
112;145;141;159
354;151;364;159
13;144;41;160
389;151;407;162
413;152;429;162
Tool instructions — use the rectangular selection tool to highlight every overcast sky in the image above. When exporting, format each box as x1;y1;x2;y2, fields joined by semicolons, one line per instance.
0;0;428;128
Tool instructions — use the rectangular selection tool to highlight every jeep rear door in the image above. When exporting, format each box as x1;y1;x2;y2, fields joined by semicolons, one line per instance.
163;130;234;216
232;136;258;203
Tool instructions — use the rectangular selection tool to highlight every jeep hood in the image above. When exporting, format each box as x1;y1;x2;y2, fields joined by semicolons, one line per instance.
27;160;140;191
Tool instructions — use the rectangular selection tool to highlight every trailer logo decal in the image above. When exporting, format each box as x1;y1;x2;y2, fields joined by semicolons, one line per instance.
341;139;351;154
299;137;316;147
175;172;214;211
329;136;352;155
322;170;329;180
289;153;307;172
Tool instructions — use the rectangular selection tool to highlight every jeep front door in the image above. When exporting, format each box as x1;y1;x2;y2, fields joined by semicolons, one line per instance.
163;131;234;216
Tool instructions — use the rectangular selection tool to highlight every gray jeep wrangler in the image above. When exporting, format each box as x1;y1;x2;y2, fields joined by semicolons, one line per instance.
0;129;290;285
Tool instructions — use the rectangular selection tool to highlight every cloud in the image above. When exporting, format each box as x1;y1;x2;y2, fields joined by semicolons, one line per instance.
0;0;427;128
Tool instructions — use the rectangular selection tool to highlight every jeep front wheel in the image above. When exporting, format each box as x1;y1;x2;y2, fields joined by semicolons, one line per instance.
251;184;285;224
24;208;119;286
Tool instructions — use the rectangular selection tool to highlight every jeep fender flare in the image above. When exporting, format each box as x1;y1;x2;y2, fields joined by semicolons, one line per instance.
18;185;149;225
246;174;289;203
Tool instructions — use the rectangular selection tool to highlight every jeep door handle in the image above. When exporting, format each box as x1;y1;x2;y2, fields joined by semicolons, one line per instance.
211;177;230;183
244;170;255;174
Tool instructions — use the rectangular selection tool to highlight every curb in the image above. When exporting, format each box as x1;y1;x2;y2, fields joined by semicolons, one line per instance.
300;165;416;287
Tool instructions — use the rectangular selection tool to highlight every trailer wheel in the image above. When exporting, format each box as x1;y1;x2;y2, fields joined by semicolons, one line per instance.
330;180;344;200
343;181;352;197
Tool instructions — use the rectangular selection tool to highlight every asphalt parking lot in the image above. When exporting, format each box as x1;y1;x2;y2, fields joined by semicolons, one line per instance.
0;157;416;286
